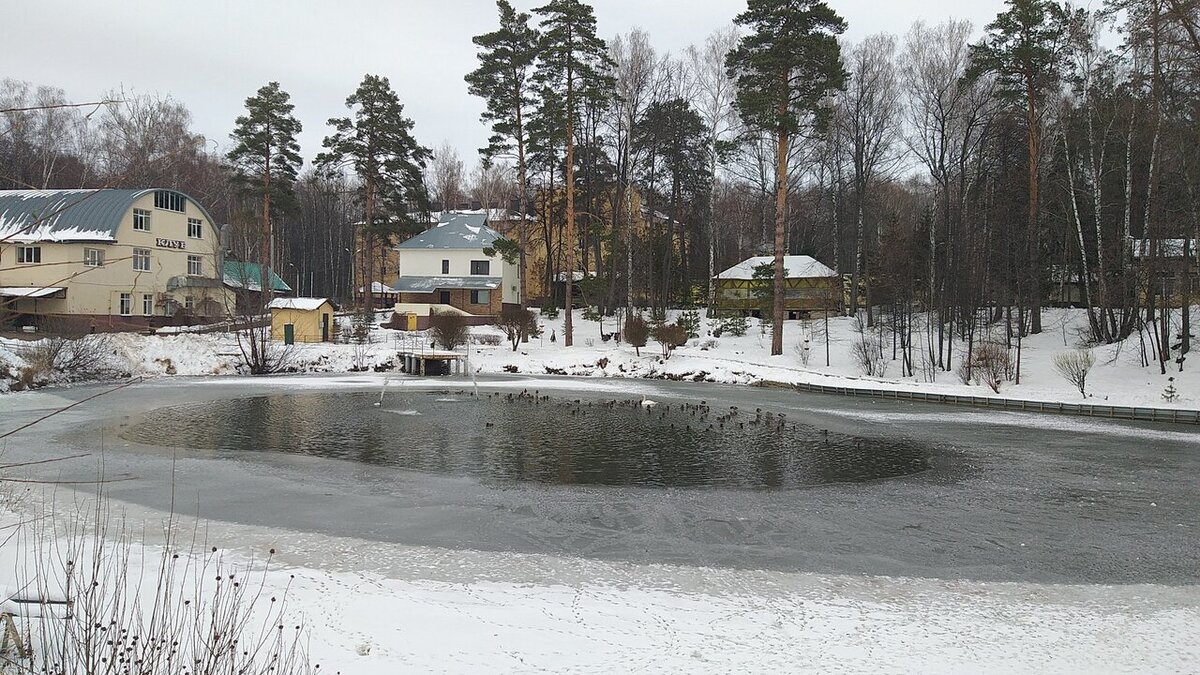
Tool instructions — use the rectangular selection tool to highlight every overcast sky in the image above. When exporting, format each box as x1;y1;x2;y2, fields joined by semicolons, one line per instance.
9;0;1006;169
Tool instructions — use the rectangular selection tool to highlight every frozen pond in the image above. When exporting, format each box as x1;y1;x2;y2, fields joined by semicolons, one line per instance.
120;391;931;488
2;374;1197;585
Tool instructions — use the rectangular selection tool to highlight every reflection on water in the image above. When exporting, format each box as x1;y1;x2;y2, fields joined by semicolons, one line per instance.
123;391;930;488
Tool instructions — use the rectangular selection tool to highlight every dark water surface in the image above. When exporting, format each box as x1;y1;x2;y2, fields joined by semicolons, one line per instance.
121;391;931;488
6;375;1196;584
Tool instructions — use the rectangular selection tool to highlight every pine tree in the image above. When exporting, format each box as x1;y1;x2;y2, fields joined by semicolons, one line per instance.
533;0;616;347
726;0;847;355
316;75;431;311
227;81;303;301
466;0;540;319
634;99;712;309
227;82;303;373
969;0;1072;336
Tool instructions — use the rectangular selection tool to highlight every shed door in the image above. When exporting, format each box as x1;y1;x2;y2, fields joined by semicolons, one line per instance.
321;313;330;342
283;323;295;345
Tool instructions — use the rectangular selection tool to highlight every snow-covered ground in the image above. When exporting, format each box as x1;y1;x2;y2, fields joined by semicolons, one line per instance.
3;501;1196;675
4;307;1194;409
2;314;1198;672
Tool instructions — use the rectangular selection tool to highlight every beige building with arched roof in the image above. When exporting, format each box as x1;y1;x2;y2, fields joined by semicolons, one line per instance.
0;188;231;330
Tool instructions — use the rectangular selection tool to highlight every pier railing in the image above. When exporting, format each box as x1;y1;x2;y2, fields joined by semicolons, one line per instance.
769;380;1200;425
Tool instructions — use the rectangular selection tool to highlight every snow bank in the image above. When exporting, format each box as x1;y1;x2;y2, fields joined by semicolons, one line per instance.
3;307;1197;412
2;501;1194;675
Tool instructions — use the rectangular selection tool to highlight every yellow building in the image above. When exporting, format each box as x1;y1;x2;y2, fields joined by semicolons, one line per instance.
269;297;337;343
0;188;229;330
713;255;840;318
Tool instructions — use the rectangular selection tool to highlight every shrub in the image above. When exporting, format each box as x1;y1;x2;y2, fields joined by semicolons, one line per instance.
851;334;888;377
652;322;689;359
624;314;649;356
1162;377;1179;402
472;332;503;347
429;309;469;350
18;334;121;385
677;310;701;339
1053;349;1095;398
716;315;748;337
964;342;1012;393
540;302;560;320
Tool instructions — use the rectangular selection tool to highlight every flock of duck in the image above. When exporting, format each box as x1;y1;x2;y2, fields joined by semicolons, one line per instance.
451;388;798;434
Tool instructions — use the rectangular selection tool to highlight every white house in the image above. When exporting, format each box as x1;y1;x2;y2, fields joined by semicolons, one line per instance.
388;212;520;318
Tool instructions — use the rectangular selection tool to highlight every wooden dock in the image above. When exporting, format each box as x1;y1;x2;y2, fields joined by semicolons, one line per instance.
398;348;468;376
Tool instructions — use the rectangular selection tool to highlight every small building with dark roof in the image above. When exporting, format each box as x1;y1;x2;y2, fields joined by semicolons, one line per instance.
389;212;520;319
0;188;229;330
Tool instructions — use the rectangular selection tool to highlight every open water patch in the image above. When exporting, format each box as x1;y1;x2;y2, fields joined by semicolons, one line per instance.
121;390;931;489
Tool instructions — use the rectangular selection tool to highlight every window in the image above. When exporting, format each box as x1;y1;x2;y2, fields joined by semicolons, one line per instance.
441;259;450;274
438;291;451;305
119;293;132;316
154;190;185;212
17;246;41;264
470;260;490;275
187;254;202;276
187;218;203;239
83;248;105;267
143;293;154;316
133;208;151;232
184;295;195;311
470;289;490;305
133;248;151;271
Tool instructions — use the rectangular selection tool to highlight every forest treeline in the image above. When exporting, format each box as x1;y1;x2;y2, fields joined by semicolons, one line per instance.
2;0;1197;365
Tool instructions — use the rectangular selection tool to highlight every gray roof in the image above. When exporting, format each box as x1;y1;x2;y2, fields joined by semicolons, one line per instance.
397;212;503;250
390;276;502;293
0;188;213;243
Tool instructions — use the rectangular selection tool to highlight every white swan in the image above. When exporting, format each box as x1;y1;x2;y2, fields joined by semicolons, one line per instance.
640;395;658;407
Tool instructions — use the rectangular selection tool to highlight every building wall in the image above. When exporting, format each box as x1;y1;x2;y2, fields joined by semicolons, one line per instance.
397;288;503;317
714;277;840;315
270;304;335;343
1;192;229;323
395;247;519;306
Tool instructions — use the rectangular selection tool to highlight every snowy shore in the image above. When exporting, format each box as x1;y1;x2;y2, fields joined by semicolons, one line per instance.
2;307;1195;410
3;500;1196;675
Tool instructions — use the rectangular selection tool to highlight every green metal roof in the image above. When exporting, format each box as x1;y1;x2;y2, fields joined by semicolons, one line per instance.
397;212;503;250
223;260;292;293
0;188;213;242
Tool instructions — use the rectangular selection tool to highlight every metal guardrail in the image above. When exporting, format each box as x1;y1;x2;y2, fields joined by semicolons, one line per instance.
778;380;1200;425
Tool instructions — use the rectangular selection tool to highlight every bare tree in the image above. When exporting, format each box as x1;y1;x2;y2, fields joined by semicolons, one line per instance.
609;28;658;309
901;20;997;370
1053;349;1095;397
95;90;205;188
838;33;902;323
686;26;741;315
431;141;466;210
468;159;514;209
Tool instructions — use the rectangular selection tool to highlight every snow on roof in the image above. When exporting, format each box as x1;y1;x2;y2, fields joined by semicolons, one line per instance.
390;276;502;293
357;281;394;294
715;255;837;280
0;189;211;243
268;297;332;311
397;212;506;251
1133;238;1197;258
0;286;65;298
422;209;535;222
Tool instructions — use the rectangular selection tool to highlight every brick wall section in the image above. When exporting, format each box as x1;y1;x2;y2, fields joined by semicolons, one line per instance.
398;288;502;317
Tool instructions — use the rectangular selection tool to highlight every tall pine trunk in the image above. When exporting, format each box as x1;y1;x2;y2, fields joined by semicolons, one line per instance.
564;49;576;347
771;111;789;356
